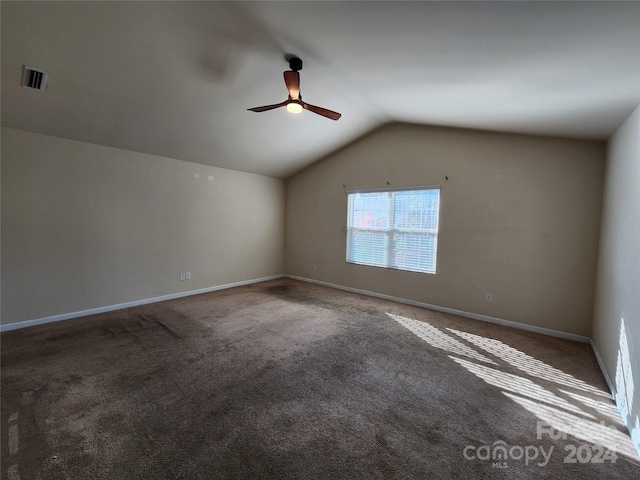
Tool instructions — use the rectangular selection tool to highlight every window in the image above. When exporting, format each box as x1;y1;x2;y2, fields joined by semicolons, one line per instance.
346;187;440;274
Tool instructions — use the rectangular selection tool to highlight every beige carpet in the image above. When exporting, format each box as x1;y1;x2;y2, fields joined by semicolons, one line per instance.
2;278;639;479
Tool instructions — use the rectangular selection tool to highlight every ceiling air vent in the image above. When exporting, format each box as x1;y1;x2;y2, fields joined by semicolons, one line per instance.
22;66;48;91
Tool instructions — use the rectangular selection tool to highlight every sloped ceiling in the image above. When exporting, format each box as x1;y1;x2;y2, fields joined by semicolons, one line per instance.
2;1;639;178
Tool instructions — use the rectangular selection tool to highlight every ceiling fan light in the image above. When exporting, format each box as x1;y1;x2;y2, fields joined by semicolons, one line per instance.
286;102;303;114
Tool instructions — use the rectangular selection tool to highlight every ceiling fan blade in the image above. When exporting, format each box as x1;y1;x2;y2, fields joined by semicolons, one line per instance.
247;100;288;113
302;102;342;121
284;71;300;100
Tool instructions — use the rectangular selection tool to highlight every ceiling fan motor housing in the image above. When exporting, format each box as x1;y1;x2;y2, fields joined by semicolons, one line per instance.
289;57;303;71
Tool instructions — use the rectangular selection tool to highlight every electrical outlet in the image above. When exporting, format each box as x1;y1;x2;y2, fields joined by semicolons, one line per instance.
180;273;185;281
485;293;493;303
312;264;317;271
186;272;191;280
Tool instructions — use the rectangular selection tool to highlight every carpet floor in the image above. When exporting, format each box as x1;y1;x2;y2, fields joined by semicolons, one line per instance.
2;278;639;479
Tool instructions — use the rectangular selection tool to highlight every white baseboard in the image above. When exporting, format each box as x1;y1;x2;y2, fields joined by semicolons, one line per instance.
287;275;591;344
0;274;285;332
590;340;640;458
590;340;617;396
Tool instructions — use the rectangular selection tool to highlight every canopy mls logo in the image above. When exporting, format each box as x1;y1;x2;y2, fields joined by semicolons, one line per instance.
463;440;554;468
463;421;619;468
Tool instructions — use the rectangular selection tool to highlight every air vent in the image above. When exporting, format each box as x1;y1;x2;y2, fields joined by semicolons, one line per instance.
22;66;48;91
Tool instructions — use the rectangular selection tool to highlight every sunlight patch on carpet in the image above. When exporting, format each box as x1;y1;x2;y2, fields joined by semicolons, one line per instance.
386;313;496;364
450;356;593;418
559;390;625;426
386;309;638;463
448;328;610;398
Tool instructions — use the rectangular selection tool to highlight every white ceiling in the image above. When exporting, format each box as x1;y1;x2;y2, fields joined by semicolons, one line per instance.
2;1;639;178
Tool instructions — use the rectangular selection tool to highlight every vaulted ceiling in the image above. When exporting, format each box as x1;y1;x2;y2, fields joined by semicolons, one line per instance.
2;1;639;178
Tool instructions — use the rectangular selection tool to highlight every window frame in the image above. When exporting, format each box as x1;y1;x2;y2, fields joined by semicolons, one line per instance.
345;185;441;275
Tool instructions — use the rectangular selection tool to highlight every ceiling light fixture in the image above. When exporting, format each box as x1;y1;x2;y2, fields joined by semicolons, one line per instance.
286;102;303;114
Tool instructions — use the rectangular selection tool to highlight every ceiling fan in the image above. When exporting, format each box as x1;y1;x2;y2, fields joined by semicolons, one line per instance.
248;57;341;121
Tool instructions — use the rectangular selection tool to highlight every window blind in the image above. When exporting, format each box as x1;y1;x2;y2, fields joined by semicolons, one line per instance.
346;187;440;274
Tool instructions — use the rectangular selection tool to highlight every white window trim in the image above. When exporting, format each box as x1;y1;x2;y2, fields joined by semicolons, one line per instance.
346;185;440;275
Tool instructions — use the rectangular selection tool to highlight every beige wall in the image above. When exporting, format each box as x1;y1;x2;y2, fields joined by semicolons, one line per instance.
1;128;285;325
286;123;605;337
593;106;640;453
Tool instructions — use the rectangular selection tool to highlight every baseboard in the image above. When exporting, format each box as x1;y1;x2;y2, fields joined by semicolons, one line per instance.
590;340;617;396
590;340;640;458
286;275;591;344
0;274;286;332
